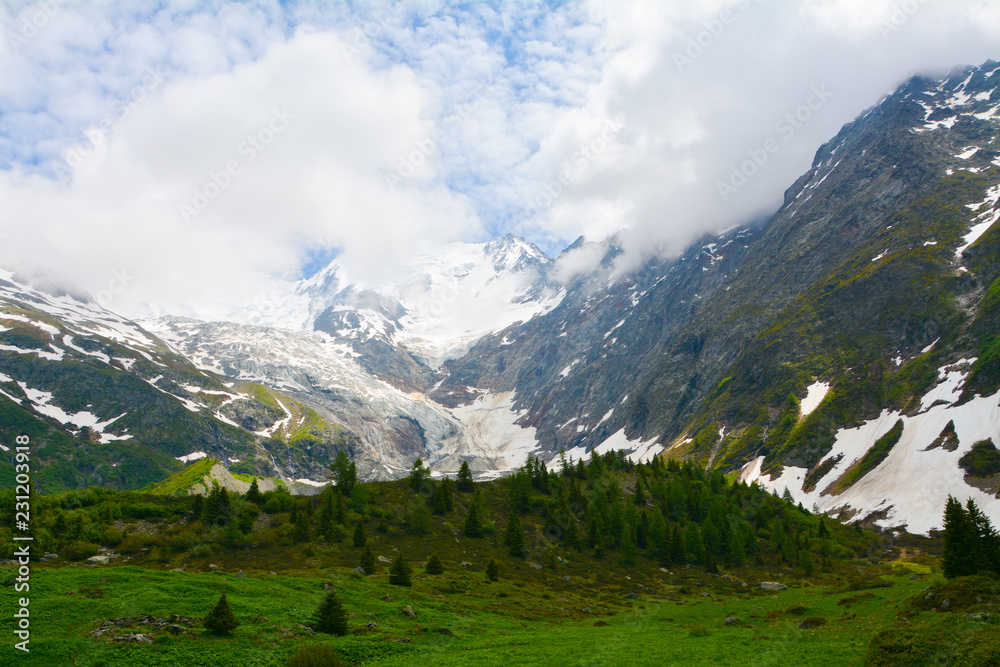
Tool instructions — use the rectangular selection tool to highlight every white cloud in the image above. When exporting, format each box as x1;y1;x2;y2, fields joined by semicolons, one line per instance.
0;0;999;314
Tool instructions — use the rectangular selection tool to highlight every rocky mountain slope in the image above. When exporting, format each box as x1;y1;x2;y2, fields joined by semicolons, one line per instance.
2;60;999;535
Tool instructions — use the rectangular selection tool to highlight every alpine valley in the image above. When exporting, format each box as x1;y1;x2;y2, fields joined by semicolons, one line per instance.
3;60;1000;538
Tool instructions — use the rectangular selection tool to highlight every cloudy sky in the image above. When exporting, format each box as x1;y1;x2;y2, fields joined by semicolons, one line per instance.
0;0;998;318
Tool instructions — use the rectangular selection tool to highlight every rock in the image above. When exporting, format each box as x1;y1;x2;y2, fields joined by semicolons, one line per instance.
353;567;366;575
724;617;740;625
377;556;392;563
41;553;58;562
909;575;920;580
528;562;543;569
382;594;393;602
624;593;638;600
269;571;277;576
170;568;184;572
364;621;378;630
167;624;184;635
760;582;787;591
346;612;356;618
593;619;609;627
401;606;416;618
582;606;592;614
324;582;332;590
460;561;473;567
85;555;111;565
208;564;220;571
562;575;571;581
940;599;951;609
659;567;669;573
237;570;244;579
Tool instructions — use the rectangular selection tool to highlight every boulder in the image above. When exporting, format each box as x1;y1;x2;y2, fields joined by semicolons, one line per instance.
85;555;111;565
724;617;740;625
624;593;638;600
527;562;543;569
760;582;787;591
364;621;378;630
377;556;392;563
41;553;59;562
353;567;367;575
401;606;416;618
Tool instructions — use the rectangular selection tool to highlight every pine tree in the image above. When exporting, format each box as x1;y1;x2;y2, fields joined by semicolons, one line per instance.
485;558;499;582
621;526;638;567
389;556;412;587
966;498;1000;575
409;459;431;491
293;504;311;543
245;478;261;506
352;519;367;548
817;517;830;539
203;590;239;634
505;512;525;557
360;546;375;574
191;493;203;519
463;500;484;538
799;548;815;576
426;554;444;575
943;495;976;578
311;590;348;636
457;460;475;492
634;483;646;507
330;450;356;497
564;518;581;550
670;524;687;564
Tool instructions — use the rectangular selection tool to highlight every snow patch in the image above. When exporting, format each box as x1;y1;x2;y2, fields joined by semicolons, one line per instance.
176;451;208;463
800;381;830;417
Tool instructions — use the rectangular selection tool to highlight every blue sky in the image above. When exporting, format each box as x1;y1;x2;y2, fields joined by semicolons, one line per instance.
0;0;998;315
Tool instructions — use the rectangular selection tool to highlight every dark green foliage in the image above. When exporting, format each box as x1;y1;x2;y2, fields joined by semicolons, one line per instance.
426;553;444;574
456;460;475;492
958;439;1000;477
942;496;1000;578
485;558;499;582
352;518;366;548
431;478;454;515
311;590;349;636
245;478;261;505
330;451;356;497
359;546;375;574
62;540;100;562
293;503;312;543
463;498;484;538
287;644;347;667
504;512;525;557
408;459;430;491
203;590;239;634
389;556;412;587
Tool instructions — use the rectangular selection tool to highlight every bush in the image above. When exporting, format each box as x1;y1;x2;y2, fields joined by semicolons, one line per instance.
287;644;346;667
62;540;100;562
485;558;499;582
118;533;158;554
786;604;807;615
689;624;710;637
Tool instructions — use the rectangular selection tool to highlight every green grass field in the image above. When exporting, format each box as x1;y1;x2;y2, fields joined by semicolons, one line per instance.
1;561;956;666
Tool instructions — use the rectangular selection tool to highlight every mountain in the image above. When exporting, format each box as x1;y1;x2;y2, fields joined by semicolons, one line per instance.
3;61;999;535
432;60;1000;534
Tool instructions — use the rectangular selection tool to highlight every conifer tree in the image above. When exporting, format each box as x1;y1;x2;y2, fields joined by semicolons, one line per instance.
457;460;475;492
505;512;525;557
670;524;687;564
426;554;444;574
352;518;366;548
245;478;262;506
389;556;412;587
203;590;239;634
485;558;499;582
463;499;484;538
409;458;431;491
311;590;349;636
330;450;356;497
620;526;638;567
360;546;375;574
564;517;581;550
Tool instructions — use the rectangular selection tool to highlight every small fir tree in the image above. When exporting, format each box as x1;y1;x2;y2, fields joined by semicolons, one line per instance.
203;590;239;634
426;554;444;574
311;590;349;636
359;546;375;574
245;478;262;506
456;460;475;492
389;556;412;587
505;512;525;557
463;502;484;538
485;558;499;582
352;519;367;548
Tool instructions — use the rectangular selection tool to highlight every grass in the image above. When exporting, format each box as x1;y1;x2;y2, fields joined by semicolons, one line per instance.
141;458;219;496
0;562;945;666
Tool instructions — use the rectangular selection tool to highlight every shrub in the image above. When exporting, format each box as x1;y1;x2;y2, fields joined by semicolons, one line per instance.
689;624;710;637
287;644;346;667
62;540;100;562
485;558;499;582
786;604;807;616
